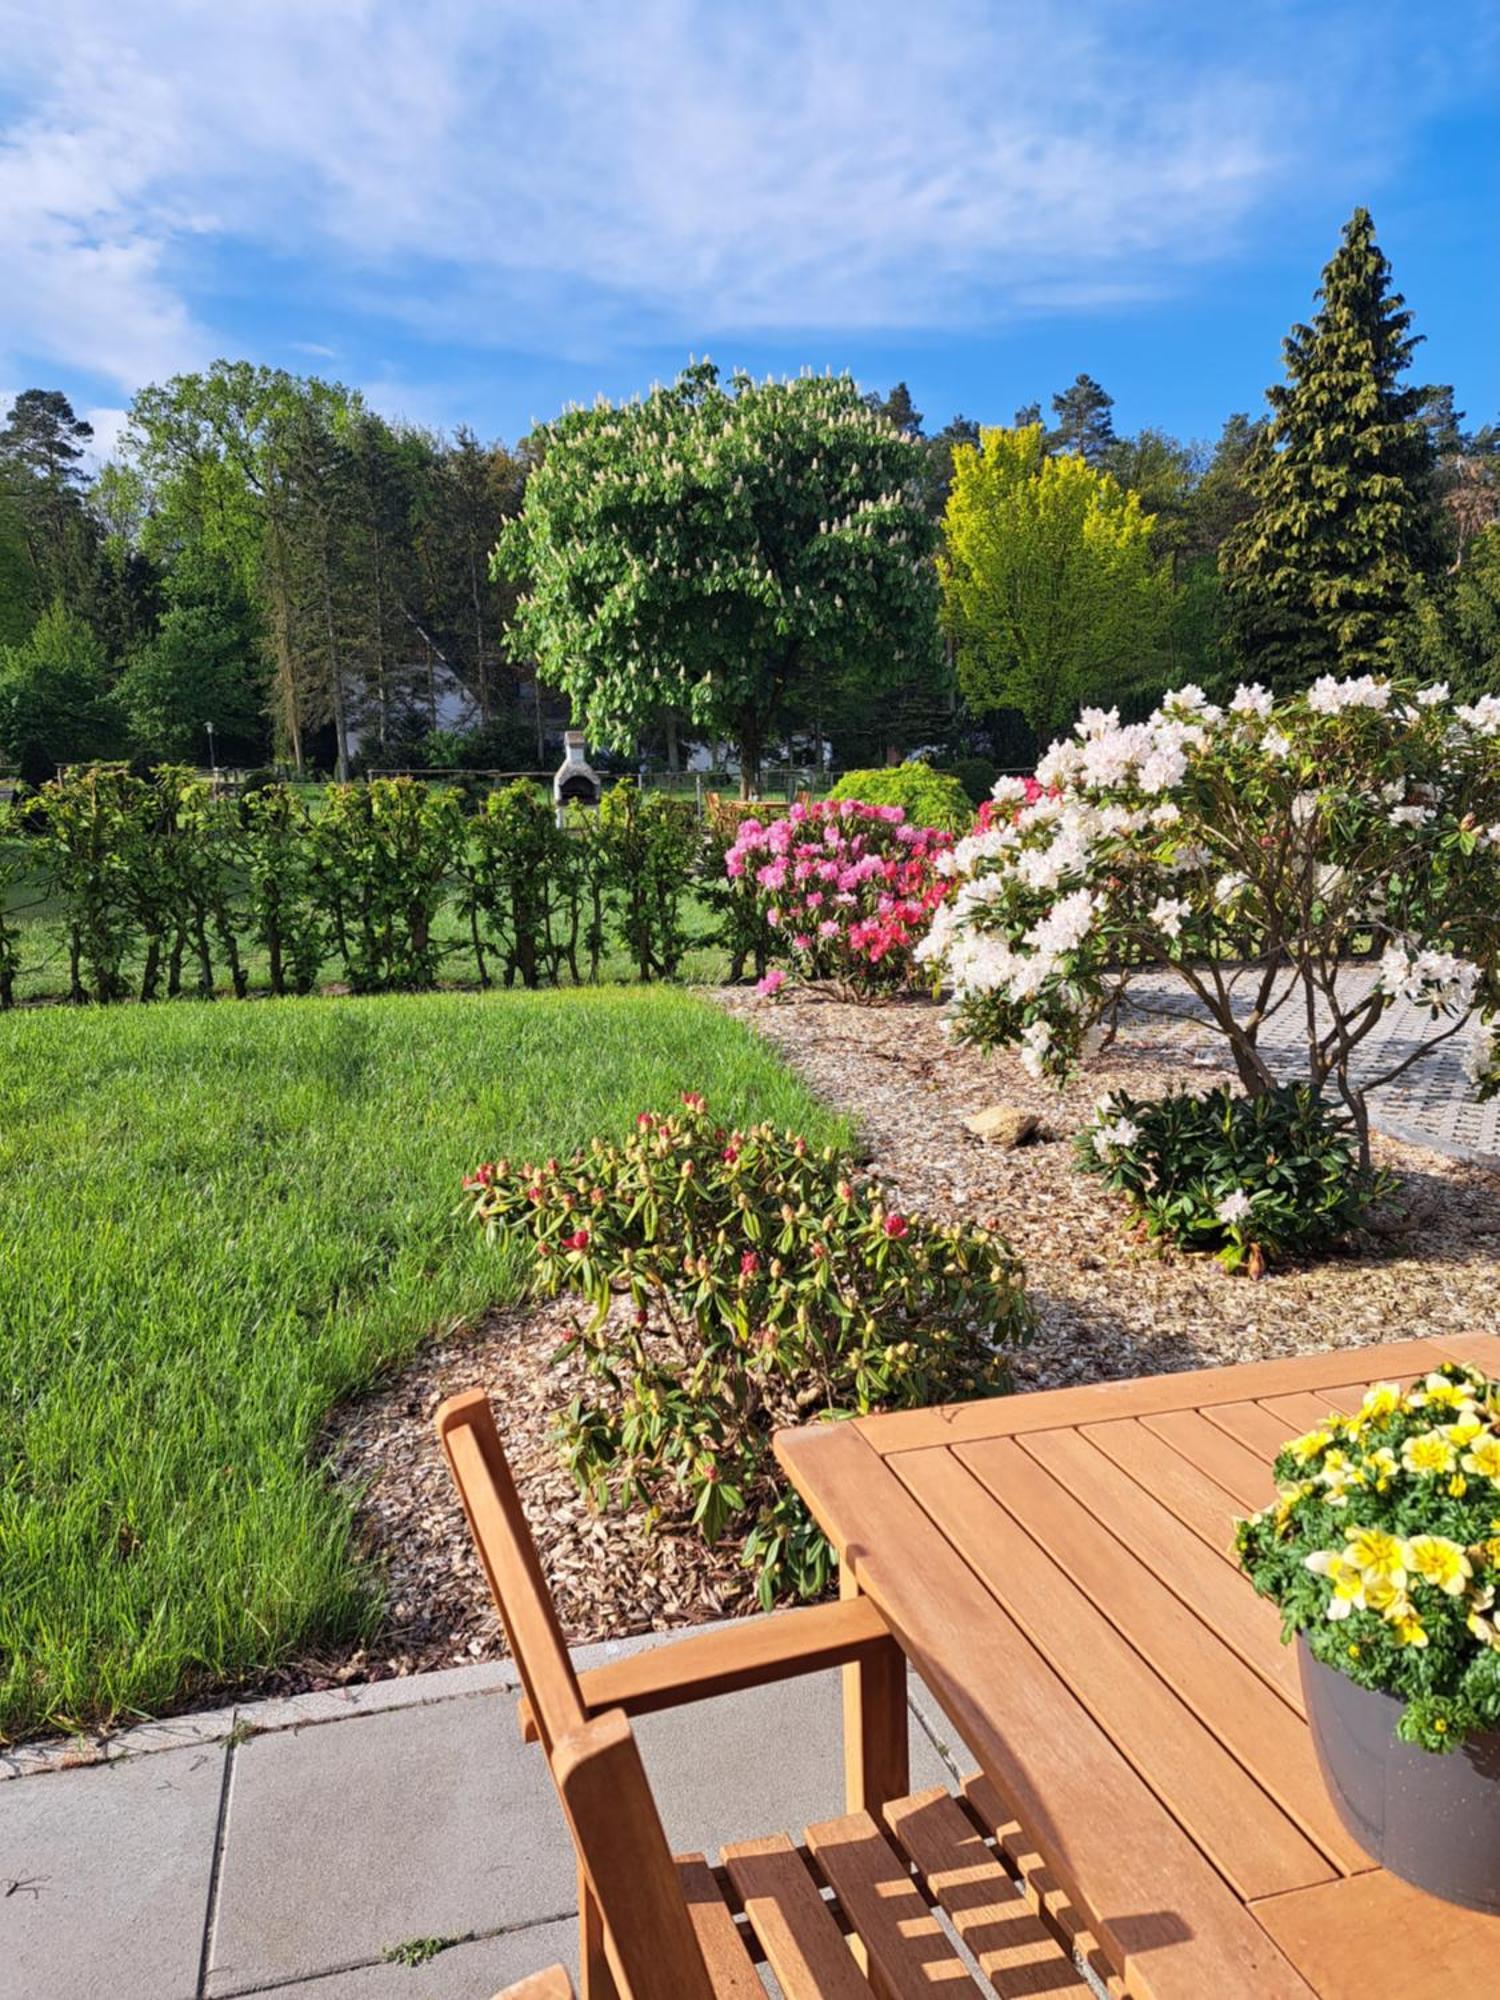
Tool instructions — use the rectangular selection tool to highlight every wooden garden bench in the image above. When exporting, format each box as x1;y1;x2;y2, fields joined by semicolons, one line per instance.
436;1388;1088;1999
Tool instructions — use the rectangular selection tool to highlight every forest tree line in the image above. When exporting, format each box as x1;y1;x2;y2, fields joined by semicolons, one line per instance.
2;209;1497;784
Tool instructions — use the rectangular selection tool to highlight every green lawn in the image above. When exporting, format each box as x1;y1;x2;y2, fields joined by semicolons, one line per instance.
0;986;841;1742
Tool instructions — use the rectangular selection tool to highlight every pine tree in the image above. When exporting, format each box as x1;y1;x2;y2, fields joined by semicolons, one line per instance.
1047;375;1114;463
1220;208;1443;684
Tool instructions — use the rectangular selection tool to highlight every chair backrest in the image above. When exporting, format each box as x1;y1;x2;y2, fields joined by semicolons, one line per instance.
437;1391;716;1999
435;1389;585;1755
551;1710;717;2000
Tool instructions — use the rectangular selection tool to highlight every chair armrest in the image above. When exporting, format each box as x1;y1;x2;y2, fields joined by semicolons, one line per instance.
494;1968;574;2000
518;1594;895;1743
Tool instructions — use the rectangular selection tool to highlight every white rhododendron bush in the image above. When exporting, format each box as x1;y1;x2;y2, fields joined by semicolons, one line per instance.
917;677;1500;1165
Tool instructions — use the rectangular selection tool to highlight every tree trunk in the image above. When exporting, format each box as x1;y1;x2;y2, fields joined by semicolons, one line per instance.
738;707;762;800
321;551;351;782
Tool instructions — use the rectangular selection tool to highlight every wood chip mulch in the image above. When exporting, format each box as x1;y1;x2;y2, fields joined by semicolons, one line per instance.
297;985;1500;1697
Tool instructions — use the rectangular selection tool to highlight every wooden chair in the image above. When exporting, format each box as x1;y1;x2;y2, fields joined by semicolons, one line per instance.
439;1389;1089;1999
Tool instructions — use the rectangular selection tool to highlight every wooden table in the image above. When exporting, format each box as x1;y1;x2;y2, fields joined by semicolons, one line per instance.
776;1333;1500;2000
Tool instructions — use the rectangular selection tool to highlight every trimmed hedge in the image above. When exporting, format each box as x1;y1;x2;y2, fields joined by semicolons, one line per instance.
827;763;973;833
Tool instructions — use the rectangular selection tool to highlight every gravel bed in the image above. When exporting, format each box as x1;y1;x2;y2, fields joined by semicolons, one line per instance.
297;987;1500;1695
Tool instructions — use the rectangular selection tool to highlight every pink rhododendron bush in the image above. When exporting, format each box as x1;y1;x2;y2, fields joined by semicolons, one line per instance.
726;799;954;996
917;678;1500;1169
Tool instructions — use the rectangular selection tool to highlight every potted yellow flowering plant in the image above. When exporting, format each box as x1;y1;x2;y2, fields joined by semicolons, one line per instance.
1236;1360;1500;1911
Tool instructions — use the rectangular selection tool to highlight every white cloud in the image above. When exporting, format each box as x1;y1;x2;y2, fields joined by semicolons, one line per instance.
81;406;130;466
0;0;1494;391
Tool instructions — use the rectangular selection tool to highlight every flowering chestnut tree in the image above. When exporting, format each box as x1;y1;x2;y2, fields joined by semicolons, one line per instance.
726;799;953;996
917;677;1500;1167
496;362;940;793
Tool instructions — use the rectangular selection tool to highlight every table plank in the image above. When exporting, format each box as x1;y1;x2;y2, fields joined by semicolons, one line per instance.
898;1442;1340;1897
1087;1414;1269;1557
1138;1407;1279;1516
1019;1425;1304;1710
953;1434;1369;1875
1252;1873;1500;2000
854;1336;1500;1454
774;1420;1319;2000
1207;1384;1375;1462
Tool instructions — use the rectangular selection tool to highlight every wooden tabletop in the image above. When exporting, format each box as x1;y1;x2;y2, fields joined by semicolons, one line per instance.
775;1333;1500;2000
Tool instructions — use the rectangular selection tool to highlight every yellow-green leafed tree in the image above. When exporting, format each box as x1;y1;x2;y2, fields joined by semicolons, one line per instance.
940;423;1170;744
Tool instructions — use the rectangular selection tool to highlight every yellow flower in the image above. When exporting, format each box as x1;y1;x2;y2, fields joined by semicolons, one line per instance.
1467;1587;1500;1650
1287;1426;1333;1465
1390;1607;1429;1648
1445;1416;1484;1449
1344;1525;1409;1590
1361;1444;1398;1493
1405;1534;1473;1596
1401;1430;1457;1478
1358;1381;1403;1423
1305;1549;1366;1618
1461;1435;1500;1483
1410;1372;1470;1412
1449;1474;1469;1498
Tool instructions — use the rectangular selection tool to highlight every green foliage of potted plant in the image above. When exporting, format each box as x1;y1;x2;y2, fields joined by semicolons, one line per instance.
1237;1361;1500;1909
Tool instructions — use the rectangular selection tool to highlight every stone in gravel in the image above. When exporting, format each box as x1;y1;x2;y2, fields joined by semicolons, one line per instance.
965;1104;1040;1148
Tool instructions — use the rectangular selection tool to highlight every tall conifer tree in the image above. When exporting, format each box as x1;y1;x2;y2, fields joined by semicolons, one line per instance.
1221;208;1442;683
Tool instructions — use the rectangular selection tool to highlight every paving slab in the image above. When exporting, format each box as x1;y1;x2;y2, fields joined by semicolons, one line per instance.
0;1739;226;2000
1121;966;1500;1163
205;1690;576;1997
636;1666;952;1857
258;1919;575;2000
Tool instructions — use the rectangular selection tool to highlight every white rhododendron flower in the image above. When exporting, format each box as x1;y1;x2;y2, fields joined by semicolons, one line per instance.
1229;682;1274;719
1215;1189;1254;1225
918;675;1500;1139
1092;1116;1140;1159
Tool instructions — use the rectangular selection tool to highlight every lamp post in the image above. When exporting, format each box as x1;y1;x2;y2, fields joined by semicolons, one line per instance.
205;721;218;780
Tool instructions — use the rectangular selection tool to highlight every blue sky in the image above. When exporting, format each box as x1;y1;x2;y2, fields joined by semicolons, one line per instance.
2;0;1497;461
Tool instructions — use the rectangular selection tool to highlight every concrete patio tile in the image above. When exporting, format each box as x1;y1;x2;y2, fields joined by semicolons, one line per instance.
635;1665;954;1856
204;1691;576;1996
235;1657;520;1739
250;1919;576;2000
0;1701;241;1782
0;1740;226;2000
905;1671;971;1779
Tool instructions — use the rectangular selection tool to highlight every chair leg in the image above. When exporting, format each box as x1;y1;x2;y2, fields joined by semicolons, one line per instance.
577;1861;619;2000
840;1564;909;1817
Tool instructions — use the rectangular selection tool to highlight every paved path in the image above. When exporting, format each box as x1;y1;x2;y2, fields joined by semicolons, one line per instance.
0;1627;971;2000
1118;964;1500;1163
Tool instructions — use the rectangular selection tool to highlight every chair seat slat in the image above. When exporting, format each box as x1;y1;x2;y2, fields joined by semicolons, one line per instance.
676;1854;764;2000
885;1787;1091;1998
724;1832;875;2000
805;1808;976;2000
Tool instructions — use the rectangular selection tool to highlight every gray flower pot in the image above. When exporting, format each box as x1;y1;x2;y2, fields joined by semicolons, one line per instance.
1298;1635;1500;1912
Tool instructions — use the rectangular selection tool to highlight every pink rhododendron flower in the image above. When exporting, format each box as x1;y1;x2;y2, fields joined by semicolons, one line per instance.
726;799;955;998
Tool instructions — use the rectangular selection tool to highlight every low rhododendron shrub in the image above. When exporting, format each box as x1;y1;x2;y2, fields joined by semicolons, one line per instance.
1237;1362;1500;1750
464;1094;1031;1601
917;679;1500;1167
725;799;953;995
1077;1083;1390;1275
